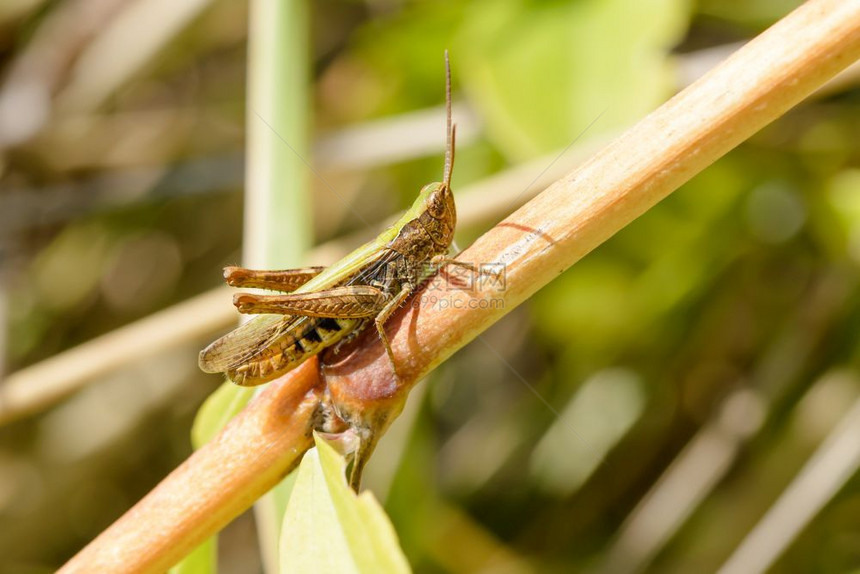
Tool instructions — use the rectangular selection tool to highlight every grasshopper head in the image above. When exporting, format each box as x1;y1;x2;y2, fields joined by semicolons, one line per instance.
412;175;455;252
420;180;456;232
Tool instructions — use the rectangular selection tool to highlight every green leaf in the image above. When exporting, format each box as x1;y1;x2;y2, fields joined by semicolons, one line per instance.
279;434;411;574
191;380;256;449
168;537;217;574
460;0;690;160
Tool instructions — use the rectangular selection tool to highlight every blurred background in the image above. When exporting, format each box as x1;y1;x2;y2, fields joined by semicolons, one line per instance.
1;0;860;572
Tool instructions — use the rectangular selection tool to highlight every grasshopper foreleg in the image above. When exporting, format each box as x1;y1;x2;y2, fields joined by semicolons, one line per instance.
431;256;477;273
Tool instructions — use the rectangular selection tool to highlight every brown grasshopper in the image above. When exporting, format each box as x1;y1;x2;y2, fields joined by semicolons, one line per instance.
199;52;466;488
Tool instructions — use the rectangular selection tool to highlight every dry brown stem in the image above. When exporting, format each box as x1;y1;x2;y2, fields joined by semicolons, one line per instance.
0;287;235;425
60;1;860;571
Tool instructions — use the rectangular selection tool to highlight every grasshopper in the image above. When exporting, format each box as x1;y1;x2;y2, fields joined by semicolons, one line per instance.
199;53;464;488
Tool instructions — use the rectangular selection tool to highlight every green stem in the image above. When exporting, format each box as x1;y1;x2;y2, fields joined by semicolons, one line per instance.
244;0;311;571
244;0;311;269
175;1;311;572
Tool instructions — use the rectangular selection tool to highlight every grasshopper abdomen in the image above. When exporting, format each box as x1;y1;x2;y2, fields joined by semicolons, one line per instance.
227;317;363;386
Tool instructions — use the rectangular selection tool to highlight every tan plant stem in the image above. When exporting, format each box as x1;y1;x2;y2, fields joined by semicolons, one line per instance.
326;0;860;431
60;1;860;571
58;360;323;573
0;287;234;425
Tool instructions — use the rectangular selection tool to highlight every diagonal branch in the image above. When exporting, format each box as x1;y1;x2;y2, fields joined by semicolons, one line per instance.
324;0;860;439
59;1;860;572
61;360;324;574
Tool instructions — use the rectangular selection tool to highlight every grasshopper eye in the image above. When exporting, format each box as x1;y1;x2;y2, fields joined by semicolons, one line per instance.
427;186;448;218
427;191;445;219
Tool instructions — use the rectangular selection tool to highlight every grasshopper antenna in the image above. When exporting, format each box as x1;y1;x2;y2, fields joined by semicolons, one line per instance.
443;50;456;189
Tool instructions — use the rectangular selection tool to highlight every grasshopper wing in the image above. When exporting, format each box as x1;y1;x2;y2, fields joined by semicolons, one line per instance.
198;314;296;373
201;232;398;376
